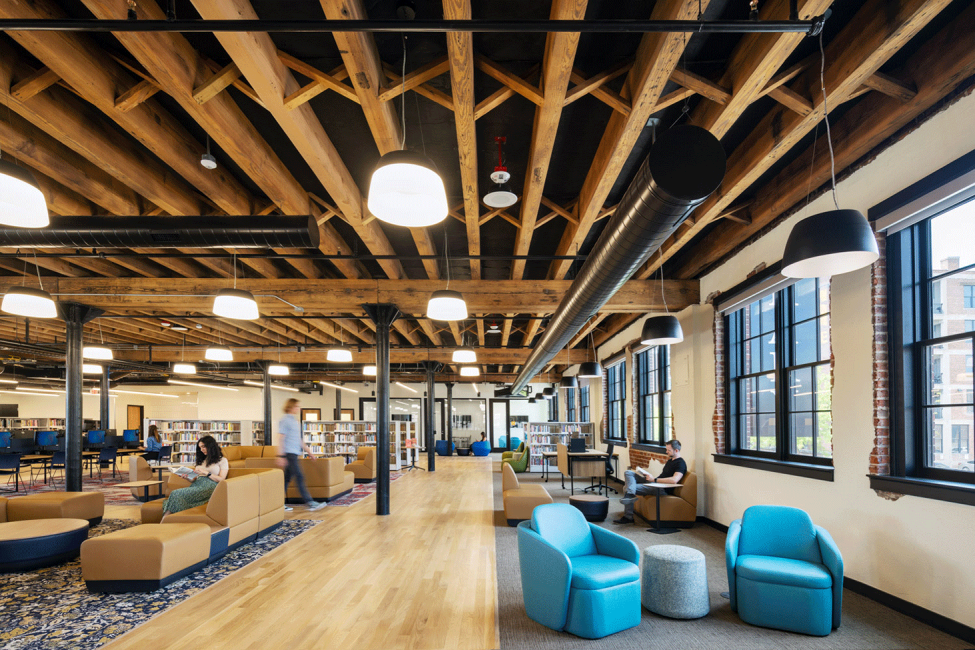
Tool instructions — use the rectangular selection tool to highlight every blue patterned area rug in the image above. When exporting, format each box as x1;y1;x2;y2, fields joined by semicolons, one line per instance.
0;518;320;649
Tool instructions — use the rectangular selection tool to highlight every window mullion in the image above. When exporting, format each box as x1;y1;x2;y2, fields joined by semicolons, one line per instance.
776;286;789;461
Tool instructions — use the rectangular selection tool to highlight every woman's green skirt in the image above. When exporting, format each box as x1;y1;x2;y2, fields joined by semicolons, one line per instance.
162;476;218;514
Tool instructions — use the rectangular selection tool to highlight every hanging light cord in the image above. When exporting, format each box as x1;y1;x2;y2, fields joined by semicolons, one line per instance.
443;225;451;290
658;248;669;315
400;35;407;150
819;31;840;211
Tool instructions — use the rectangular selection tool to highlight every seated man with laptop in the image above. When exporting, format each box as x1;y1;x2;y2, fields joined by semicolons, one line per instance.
613;438;686;525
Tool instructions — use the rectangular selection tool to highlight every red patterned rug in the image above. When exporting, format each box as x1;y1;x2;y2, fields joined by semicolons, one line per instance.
5;474;142;506
326;472;403;507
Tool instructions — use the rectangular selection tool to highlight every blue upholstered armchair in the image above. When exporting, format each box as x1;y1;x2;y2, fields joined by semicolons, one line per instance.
434;440;455;456
517;503;641;639
470;440;491;456
726;505;843;636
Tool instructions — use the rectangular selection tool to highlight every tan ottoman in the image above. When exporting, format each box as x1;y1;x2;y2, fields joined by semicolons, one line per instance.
0;519;89;572
81;523;211;592
141;499;165;524
7;492;104;526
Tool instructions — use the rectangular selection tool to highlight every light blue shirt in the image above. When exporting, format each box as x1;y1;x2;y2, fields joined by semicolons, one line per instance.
279;414;302;455
146;437;162;452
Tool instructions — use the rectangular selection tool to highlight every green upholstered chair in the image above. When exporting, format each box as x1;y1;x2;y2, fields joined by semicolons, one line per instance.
501;441;525;463
503;449;530;473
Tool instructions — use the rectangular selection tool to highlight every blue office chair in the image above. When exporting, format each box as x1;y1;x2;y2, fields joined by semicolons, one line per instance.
0;452;21;493
157;445;172;465
49;450;66;487
517;503;641;639
726;505;843;636
97;447;119;480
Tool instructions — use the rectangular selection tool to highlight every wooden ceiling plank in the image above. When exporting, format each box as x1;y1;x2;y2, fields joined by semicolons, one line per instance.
533;211;560;230
675;3;975;280
0;0;252;216
691;0;833;138
10;66;60;100
474;55;545;106
653;87;696;112
7;159;92;216
500;314;514;347
547;0;705;281
642;0;955;280
443;0;481;280
564;59;633;107
757;54;816;100
510;0;589;280
0;250;90;277
473;65;539;120
193;61;242;105
111;347;591;365
114;79;161;112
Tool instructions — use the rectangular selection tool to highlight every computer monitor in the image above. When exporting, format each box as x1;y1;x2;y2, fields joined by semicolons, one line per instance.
36;430;59;452
122;429;140;448
569;437;586;453
86;430;106;449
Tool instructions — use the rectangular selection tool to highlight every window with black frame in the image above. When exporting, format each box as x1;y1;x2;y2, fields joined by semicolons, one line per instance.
549;391;559;422
636;345;671;446
606;362;626;441
580;385;590;422
565;387;577;422
726;278;833;464
888;200;975;482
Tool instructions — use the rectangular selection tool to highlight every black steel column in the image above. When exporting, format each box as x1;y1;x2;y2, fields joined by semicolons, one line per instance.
99;366;110;429
363;303;400;516
334;386;342;419
425;362;437;471
446;382;454;456
58;303;102;492
263;365;272;445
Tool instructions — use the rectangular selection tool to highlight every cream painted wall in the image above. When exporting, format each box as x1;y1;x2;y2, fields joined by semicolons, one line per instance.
686;90;975;628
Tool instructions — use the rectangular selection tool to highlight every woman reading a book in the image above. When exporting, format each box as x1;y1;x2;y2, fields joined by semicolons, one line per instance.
161;435;230;514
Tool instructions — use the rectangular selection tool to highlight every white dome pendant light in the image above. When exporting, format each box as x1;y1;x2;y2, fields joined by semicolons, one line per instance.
483;136;518;209
0;157;49;228
366;37;447;227
327;324;353;363
83;321;113;361
427;228;467;322
212;252;259;320
782;33;878;278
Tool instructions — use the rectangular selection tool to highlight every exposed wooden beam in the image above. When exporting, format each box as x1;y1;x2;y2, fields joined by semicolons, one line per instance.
569;68;631;115
675;1;975;280
474;55;544;106
378;55;450;103
277;51;359;104
642;0;955;280
767;85;813;115
3;278;699;316
863;71;918;101
652;87;695;112
564;59;633;107
443;0;481;280
113;347;593;365
669;68;731;104
548;0;705;281
473;65;538;120
511;0;588;280
381;64;455;112
114;79;160;112
192;61;242;105
10;66;60;100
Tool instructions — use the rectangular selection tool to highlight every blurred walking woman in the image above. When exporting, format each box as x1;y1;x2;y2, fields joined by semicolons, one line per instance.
162;435;229;514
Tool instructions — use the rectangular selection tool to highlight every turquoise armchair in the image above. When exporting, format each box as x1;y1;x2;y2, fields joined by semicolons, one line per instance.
517;503;641;638
726;505;843;636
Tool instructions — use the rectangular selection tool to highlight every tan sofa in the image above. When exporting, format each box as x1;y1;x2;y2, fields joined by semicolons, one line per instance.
348;446;376;483
222;445;275;469
2;492;104;526
502;463;553;526
245;456;354;503
141;467;285;556
128;456;171;500
633;471;698;528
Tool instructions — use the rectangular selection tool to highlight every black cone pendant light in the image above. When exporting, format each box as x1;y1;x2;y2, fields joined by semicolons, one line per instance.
641;315;684;346
782;209;878;278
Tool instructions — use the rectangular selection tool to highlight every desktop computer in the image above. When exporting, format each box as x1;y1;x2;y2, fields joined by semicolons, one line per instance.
121;429;140;449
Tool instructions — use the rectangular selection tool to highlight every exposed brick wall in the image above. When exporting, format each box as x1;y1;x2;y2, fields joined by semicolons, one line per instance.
869;234;903;500
712;308;726;455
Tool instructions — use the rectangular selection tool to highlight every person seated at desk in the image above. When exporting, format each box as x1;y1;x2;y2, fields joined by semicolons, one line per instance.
613;439;686;525
143;425;163;461
161;435;229;515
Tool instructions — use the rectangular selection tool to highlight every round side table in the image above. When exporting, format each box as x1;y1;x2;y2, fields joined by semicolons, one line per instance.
569;494;609;522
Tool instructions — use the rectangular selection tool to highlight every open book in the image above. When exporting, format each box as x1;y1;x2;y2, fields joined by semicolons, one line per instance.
636;466;654;480
170;465;201;482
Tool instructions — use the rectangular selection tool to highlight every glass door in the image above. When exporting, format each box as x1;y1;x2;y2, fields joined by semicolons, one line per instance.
490;399;509;452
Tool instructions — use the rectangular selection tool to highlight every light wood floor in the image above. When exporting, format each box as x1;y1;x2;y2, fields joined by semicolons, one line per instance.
104;457;500;650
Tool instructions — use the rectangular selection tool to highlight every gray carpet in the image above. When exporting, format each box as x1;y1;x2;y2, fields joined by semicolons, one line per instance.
493;467;970;650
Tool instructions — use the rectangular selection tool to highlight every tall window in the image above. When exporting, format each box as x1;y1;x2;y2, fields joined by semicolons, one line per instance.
606;362;626;441
549;391;559;422
726;278;832;463
580;385;590;422
565;387;577;422
636;346;671;446
886;196;975;483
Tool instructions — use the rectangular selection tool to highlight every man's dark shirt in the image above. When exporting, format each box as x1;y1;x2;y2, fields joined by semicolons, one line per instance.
658;457;687;481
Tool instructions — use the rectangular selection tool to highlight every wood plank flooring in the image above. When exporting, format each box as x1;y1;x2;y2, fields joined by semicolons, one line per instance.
104;457;500;650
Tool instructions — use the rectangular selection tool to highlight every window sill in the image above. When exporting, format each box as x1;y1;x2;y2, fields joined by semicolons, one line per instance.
868;475;975;506
713;454;834;481
601;438;627;448
631;443;667;454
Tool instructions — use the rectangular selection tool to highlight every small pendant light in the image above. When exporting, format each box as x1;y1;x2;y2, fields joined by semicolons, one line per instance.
213;253;258;320
427;227;467;321
205;346;233;362
83;321;113;360
782;32;879;278
460;366;480;377
173;363;197;374
542;387;555;397
268;365;289;376
82;364;102;374
483;136;518;209
327;325;352;363
559;344;577;388
578;362;602;378
453;328;477;363
363;365;378;376
642;249;684;346
0;158;49;228
1;286;57;318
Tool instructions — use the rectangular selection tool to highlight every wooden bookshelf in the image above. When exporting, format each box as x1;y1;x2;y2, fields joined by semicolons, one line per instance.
302;420;414;470
144;419;246;464
526;422;595;472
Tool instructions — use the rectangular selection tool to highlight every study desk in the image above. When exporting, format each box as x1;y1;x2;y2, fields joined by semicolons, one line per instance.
544;450;619;495
20;454;53;488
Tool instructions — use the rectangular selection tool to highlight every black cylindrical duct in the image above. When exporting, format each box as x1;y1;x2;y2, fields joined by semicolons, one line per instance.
0;215;320;249
510;125;725;394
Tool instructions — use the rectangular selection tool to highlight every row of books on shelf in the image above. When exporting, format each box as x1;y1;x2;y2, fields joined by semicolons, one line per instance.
307;444;359;455
303;422;377;433
0;418;67;429
305;433;376;443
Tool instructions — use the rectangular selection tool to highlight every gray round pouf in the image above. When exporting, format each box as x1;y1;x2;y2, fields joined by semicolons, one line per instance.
641;545;710;619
